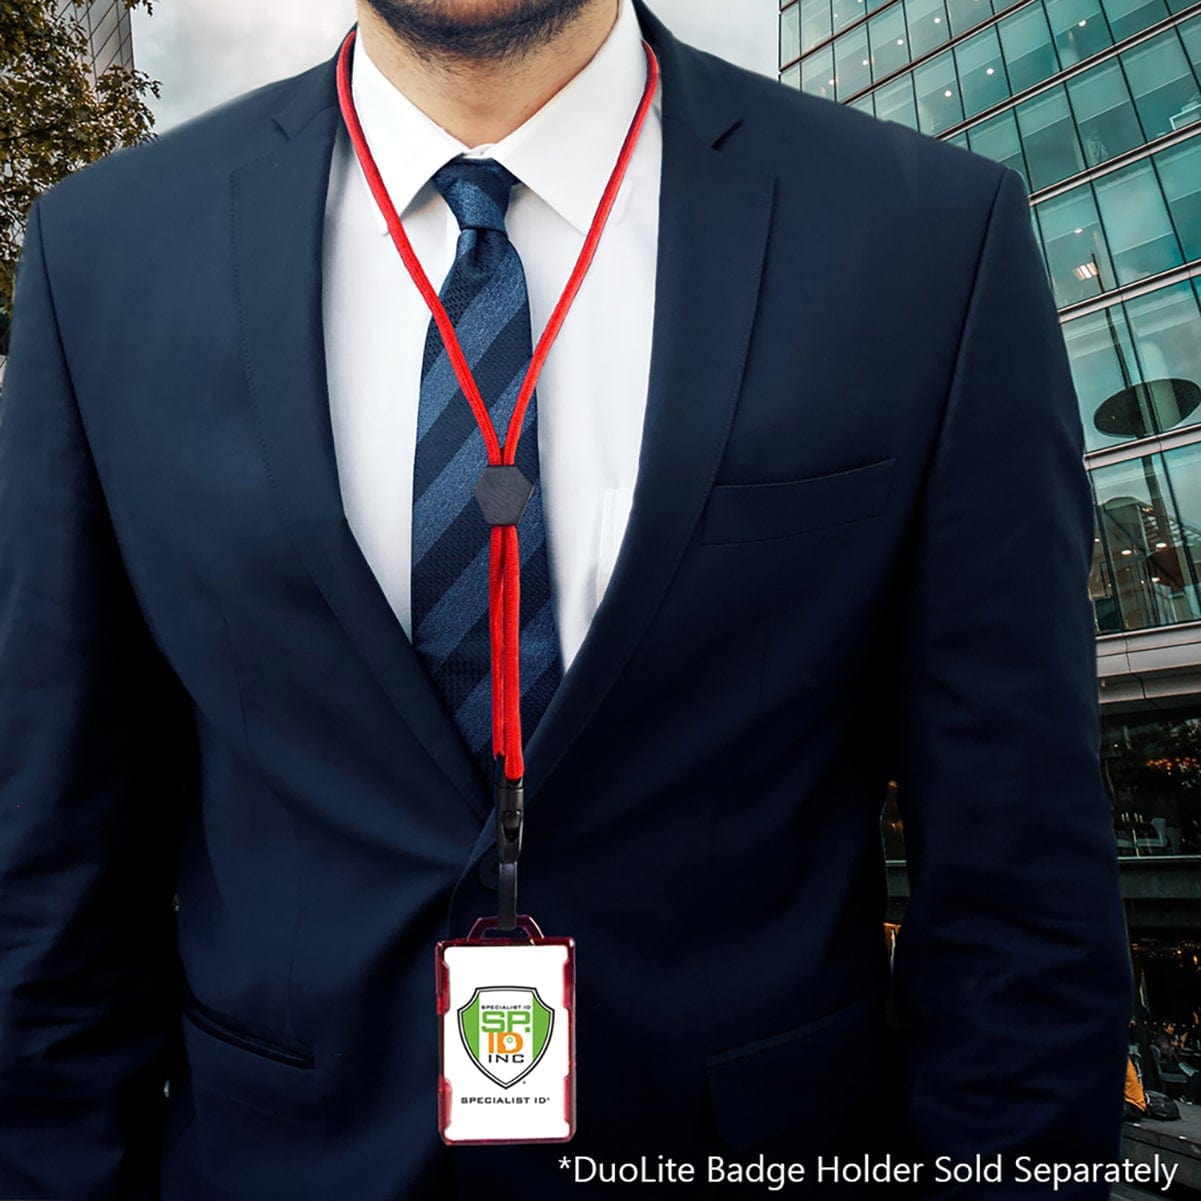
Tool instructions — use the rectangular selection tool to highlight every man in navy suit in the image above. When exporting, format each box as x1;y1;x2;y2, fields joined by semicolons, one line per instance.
0;0;1132;1196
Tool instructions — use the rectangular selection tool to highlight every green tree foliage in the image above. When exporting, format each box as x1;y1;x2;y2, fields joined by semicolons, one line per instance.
1;0;158;351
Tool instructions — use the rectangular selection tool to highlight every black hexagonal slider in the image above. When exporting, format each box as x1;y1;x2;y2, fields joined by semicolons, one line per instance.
474;464;534;526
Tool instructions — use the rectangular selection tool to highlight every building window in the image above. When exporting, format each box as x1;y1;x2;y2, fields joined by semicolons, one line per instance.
956;25;1011;115
967;105;1027;173
1125;28;1200;140
1036;184;1113;302
782;2;803;66
1017;87;1085;186
802;43;837;98
1090;443;1201;632
999;2;1061;91
801;0;833;57
869;3;912;79
947;0;993;37
915;48;964;130
1068;60;1145;169
834;0;869;37
837;23;873;96
1102;706;1201;855
1105;0;1170;42
1157;136;1201;258
906;0;953;58
1098;158;1183;282
875;71;920;122
1047;0;1114;64
1066;280;1201;451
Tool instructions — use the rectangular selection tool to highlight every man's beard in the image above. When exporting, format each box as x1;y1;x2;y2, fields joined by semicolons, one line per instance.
362;0;598;64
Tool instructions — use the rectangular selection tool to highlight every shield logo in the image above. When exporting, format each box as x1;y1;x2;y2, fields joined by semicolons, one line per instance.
457;986;554;1088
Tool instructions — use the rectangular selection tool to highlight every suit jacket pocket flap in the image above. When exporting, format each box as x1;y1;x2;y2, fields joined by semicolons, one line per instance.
705;986;888;1151
701;457;897;545
179;990;324;1131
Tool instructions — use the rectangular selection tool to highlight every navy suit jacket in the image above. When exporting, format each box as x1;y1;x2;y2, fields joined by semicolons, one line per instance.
0;2;1133;1198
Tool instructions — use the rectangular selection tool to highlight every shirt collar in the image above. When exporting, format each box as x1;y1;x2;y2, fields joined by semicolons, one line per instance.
349;0;653;237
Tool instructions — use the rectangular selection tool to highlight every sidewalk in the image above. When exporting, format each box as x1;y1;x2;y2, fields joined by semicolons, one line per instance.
1122;1100;1201;1193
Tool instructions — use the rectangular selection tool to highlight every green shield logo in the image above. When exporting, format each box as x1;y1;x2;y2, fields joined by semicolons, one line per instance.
458;986;554;1088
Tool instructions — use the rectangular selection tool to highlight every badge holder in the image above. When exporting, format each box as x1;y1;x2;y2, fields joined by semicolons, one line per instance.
436;778;577;1145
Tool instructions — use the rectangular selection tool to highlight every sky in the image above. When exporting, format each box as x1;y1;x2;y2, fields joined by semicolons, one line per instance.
131;1;778;133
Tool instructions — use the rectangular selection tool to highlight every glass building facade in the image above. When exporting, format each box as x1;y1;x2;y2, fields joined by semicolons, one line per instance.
56;0;134;82
780;0;1201;1102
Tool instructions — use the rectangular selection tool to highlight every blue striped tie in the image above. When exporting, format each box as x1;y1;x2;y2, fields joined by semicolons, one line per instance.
411;156;563;780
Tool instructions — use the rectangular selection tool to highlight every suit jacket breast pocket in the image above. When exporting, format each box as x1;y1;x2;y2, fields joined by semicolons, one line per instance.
700;456;897;545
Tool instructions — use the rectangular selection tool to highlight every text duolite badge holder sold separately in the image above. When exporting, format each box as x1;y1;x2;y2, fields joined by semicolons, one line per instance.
335;28;660;1145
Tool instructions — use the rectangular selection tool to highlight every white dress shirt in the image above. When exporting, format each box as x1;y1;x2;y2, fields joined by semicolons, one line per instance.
322;0;662;673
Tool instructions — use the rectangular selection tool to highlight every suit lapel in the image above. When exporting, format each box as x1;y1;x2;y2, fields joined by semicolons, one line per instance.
523;4;776;799
231;57;490;820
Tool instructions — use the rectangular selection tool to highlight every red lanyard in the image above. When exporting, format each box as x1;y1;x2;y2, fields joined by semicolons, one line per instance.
335;29;659;783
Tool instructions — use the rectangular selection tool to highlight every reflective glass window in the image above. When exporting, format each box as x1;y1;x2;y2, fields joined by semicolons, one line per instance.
91;6;119;54
837;24;872;96
1066;283;1201;450
1046;0;1113;67
1064;304;1143;451
1068;60;1145;168
915;48;964;132
869;4;911;78
1017;87;1085;187
1101;708;1201;857
1090;452;1201;632
1095;160;1183;283
1157;138;1201;261
833;0;868;35
957;26;1010;115
1123;30;1199;139
782;3;803;65
1161;444;1201;622
1102;0;1168;41
802;44;837;99
875;72;919;124
1037;185;1114;301
800;0;832;53
946;0;992;37
1180;14;1201;75
906;0;951;57
998;3;1059;92
968;108;1028;179
1126;282;1201;430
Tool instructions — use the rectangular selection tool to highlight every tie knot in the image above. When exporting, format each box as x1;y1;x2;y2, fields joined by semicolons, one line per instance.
432;156;519;234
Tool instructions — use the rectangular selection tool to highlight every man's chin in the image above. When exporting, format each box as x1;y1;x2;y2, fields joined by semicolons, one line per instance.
363;0;597;62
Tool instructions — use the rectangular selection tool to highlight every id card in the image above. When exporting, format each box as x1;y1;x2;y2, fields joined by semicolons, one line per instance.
436;916;576;1144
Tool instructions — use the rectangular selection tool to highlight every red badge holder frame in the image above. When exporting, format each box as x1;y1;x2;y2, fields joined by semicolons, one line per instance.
437;915;576;1144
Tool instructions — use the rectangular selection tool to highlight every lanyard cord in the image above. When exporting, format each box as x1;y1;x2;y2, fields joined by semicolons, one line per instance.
335;29;660;783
